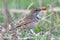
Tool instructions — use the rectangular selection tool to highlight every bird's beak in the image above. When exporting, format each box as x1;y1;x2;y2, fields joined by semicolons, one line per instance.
40;7;47;10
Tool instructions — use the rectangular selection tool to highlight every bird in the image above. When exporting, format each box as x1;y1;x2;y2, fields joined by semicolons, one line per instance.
16;7;47;29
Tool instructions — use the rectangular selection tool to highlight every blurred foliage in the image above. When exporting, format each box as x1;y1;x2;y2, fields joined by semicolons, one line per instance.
0;0;60;40
45;35;49;40
0;13;3;22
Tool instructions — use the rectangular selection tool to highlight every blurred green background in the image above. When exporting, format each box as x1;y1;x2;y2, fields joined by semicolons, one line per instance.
0;0;60;22
0;0;60;40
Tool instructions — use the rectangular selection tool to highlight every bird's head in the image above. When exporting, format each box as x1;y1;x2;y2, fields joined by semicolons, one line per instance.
32;7;47;19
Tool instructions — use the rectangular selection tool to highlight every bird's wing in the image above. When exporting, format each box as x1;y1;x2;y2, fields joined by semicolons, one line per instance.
16;18;34;28
16;11;39;28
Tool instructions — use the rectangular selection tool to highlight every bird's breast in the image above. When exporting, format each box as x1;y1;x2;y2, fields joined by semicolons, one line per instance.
22;19;39;29
26;22;38;29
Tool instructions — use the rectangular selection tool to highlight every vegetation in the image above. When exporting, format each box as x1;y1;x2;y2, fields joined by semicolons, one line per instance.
0;0;60;40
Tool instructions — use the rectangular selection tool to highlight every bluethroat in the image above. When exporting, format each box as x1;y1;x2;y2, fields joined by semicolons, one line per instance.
16;7;47;29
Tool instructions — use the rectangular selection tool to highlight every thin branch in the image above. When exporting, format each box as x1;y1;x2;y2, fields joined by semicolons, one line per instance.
2;0;18;40
0;7;60;14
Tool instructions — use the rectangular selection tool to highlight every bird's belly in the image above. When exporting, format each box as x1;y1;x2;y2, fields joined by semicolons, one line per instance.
25;22;38;29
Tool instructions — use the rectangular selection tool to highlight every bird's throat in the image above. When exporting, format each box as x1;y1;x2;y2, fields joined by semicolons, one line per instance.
36;15;40;19
34;11;40;19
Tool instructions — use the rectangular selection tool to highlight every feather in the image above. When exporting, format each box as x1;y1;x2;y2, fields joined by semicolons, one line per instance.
16;8;45;29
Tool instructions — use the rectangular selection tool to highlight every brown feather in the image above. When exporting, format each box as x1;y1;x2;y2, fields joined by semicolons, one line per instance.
16;8;41;28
